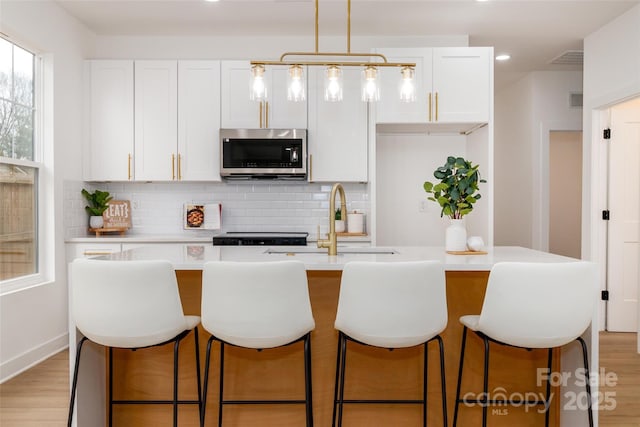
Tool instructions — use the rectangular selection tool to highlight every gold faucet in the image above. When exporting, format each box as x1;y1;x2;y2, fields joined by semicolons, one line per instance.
317;183;347;256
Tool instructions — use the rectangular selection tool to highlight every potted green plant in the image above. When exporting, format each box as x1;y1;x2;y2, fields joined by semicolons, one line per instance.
335;208;345;233
82;188;112;229
423;156;486;251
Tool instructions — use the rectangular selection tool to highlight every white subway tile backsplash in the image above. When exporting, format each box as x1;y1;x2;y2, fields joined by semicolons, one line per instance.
64;181;370;237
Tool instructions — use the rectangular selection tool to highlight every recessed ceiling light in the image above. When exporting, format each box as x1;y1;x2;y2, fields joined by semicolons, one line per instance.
495;54;511;61
204;0;219;2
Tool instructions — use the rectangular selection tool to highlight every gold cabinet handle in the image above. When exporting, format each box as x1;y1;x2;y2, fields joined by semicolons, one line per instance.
265;101;269;128
83;251;113;256
435;92;439;122
127;153;132;180
177;154;182;180
428;92;432;122
171;153;176;180
259;102;263;128
309;154;313;182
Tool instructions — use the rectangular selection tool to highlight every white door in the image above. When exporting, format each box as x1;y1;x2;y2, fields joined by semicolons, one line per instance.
178;60;221;181
134;60;178;181
432;47;491;123
85;60;134;181
220;61;261;128
607;100;640;332
307;67;368;182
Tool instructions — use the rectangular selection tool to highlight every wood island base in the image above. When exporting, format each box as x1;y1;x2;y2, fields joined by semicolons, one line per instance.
108;270;559;427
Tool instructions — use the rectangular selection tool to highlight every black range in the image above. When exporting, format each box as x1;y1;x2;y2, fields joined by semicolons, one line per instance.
212;232;308;246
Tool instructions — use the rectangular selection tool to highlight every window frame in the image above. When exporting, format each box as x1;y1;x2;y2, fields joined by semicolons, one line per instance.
0;37;50;294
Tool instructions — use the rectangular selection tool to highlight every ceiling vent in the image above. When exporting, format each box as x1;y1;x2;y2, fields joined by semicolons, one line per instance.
550;50;584;66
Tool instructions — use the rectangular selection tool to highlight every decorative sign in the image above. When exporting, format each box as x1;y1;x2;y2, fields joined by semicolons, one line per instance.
102;200;132;229
184;203;221;230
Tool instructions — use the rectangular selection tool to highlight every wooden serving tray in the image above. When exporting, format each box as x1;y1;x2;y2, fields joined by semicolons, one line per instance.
88;227;128;236
446;250;488;255
336;232;368;237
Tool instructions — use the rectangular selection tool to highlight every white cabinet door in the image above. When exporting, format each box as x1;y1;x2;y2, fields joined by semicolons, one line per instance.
432;47;491;123
374;48;432;124
134;60;178;181
178;61;221;181
220;61;307;129
308;67;368;182
220;61;261;128
84;61;134;181
66;243;122;261
266;65;307;129
373;47;491;124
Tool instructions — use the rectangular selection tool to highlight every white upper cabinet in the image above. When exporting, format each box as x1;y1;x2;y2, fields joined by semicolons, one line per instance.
374;47;491;124
433;47;491;123
84;60;134;181
220;61;307;129
307;67;368;182
178;61;221;181
134;60;178;181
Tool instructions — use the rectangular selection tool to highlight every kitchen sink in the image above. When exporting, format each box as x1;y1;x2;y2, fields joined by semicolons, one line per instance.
265;247;397;255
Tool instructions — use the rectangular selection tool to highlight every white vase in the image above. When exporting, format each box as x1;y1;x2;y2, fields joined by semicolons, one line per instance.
445;219;467;251
89;215;104;229
335;220;345;233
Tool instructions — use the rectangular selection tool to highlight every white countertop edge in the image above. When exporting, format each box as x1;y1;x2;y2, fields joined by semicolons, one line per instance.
99;244;580;272
66;235;216;243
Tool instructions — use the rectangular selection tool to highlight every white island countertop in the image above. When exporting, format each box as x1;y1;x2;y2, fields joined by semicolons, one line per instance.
104;244;579;271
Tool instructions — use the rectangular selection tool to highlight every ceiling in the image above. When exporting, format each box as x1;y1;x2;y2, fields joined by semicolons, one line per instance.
55;0;640;89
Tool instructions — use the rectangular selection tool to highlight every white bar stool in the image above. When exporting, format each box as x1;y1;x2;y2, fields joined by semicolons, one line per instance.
68;259;202;427
200;260;316;427
333;261;448;427
452;261;598;427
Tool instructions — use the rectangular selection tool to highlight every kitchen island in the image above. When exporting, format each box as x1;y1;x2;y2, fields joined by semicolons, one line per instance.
69;245;596;427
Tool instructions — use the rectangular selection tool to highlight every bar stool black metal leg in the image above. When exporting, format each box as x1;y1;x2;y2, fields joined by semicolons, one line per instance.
109;347;114;427
173;337;180;427
218;341;225;427
482;336;490;427
453;326;468;427
436;335;448;427
194;328;202;422
577;337;594;427
67;336;88;427
332;331;344;427
423;341;428;427
304;333;314;427
337;333;348;427
545;348;553;427
201;336;215;427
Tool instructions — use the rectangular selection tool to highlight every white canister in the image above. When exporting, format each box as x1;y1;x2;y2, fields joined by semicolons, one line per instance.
347;212;364;234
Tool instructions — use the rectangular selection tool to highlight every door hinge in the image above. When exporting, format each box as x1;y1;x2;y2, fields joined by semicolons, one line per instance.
603;128;611;139
602;210;610;220
601;290;609;301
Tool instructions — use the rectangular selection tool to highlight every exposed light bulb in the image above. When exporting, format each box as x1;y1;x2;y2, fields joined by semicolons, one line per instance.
287;65;306;102
361;66;379;102
250;64;267;101
400;66;416;103
324;66;343;102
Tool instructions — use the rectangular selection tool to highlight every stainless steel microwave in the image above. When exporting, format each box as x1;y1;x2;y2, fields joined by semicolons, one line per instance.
220;129;307;180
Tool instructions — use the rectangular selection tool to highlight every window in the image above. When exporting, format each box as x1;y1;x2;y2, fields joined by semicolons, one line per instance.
0;37;39;283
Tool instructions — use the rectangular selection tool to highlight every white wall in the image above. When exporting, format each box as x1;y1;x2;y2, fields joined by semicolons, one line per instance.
494;71;582;249
0;0;94;382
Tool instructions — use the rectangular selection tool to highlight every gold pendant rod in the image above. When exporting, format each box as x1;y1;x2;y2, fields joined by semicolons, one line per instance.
251;0;415;70
347;0;351;53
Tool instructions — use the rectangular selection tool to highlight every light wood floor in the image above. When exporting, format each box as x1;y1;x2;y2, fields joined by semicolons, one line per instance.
1;332;638;426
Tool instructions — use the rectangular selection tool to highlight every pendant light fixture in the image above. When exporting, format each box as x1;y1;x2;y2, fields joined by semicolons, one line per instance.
361;65;380;102
250;0;416;103
250;64;267;101
400;66;416;103
287;64;306;102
